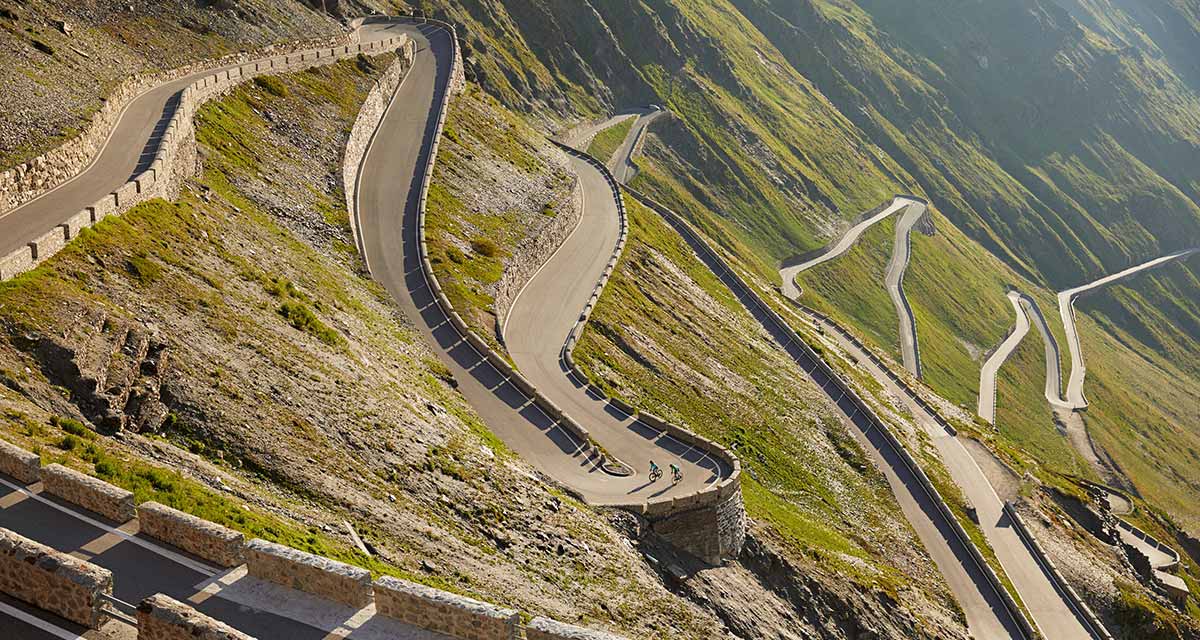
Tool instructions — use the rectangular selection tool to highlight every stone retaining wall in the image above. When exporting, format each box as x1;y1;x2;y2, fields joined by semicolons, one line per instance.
137;593;255;640
342;40;417;256
0;32;356;216
244;538;372;608
527;616;628;640
0;30;413;283
0;527;113;628
0;438;40;483
374;576;518;640
137;502;245;568
41;463;135;523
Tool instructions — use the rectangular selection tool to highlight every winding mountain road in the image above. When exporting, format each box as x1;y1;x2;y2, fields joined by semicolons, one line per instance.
355;33;727;505
978;292;1067;423
884;202;927;376
608;109;666;184
1058;248;1199;409
0;19;445;640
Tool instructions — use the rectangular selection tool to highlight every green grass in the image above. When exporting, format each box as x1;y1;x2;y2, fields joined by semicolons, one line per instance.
585;117;635;164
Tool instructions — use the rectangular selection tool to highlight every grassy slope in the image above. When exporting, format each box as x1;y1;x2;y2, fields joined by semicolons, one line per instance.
575;195;966;628
586;117;635;163
0;58;725;636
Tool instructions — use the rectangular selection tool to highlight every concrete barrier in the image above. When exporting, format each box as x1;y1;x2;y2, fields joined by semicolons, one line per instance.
137;593;255;640
0;439;40;483
527;617;629;640
41;463;135;523
0;527;113;628
373;576;519;640
244;538;372;608
137;502;246;568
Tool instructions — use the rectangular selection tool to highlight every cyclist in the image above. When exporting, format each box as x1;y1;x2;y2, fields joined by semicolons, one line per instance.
648;460;662;481
670;463;682;484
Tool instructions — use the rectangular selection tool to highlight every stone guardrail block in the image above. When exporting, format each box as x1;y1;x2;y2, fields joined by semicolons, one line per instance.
137;593;255;640
526;616;629;640
41;463;135;523
113;181;139;208
465;331;490;354
0;527;113;628
507;370;537;397
374;576;518;640
29;227;67;261
607;397;635;416
244;538;372;609
0;439;40;483
0;246;33;281
137;502;246;568
62;209;92;239
135;170;157;194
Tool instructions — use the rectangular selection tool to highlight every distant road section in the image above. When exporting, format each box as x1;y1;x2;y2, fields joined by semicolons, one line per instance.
1057;248;1199;409
884;202;928;376
978;292;1031;424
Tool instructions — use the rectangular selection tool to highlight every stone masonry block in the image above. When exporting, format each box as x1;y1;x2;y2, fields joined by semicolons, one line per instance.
374;576;517;640
41;463;136;523
0;527;112;628
137;593;255;640
0;246;34;281
137;502;245;568
112;181;139;209
526;617;629;640
29;227;67;261
244;539;371;608
62;209;92;239
0;439;40;483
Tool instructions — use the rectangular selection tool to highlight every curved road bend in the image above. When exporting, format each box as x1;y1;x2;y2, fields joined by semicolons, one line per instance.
609;109;666;184
884;202;928;376
1058;248;1199;409
978;292;1032;424
778;196;917;300
355;30;727;503
794;306;1096;639
0;23;410;258
978;292;1068;423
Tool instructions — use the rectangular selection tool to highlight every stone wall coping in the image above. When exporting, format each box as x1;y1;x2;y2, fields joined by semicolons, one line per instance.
137;593;256;639
526;616;629;640
41;463;136;523
0;438;40;483
374;576;517;619
0;526;112;628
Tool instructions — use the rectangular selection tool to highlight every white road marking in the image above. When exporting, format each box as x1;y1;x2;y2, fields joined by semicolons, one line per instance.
0;601;89;639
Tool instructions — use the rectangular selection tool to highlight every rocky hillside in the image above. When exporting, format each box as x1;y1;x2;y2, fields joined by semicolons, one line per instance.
0;0;347;169
0;56;731;637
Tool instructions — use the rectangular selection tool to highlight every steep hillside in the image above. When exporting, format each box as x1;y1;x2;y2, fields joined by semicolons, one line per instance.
0;57;729;637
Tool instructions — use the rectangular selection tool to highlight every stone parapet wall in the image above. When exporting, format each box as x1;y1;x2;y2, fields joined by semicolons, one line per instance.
527;616;629;640
244;538;372;609
0;29;413;283
374;576;518;640
137;593;255;640
343;39;417;256
0;33;355;217
0;527;113;628
41;463;135;523
137;502;246;568
0;438;40;483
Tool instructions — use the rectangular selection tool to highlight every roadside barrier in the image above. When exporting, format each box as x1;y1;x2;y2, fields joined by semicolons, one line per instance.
0;526;113;628
527;616;629;640
374;576;520;640
244;538;374;609
624;185;1036;639
136;593;255;640
41;462;136;523
1004;502;1115;640
137;502;246;568
0;438;40;483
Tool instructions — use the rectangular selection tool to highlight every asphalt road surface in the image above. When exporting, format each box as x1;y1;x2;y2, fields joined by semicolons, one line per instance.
883;202;927;376
778;197;917;300
355;29;729;503
609;109;666;184
0;22;410;258
978;292;1031;424
1057;248;1199;409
